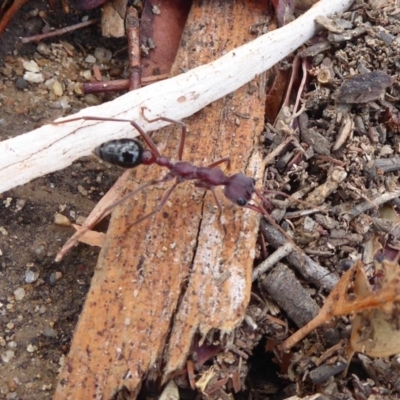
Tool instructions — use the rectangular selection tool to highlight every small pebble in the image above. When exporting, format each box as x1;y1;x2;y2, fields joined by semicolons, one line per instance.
6;322;14;330
23;71;44;83
73;82;84;95
54;213;71;227
15;199;26;211
33;243;47;260
44;77;55;89
85;54;96;63
36;42;51;57
0;227;8;236
27;8;39;17
41;384;52;391
48;271;62;286
1;350;15;363
43;326;57;338
81;70;92;80
52;80;63;96
58;97;70;109
7;378;18;392
25;269;39;284
13;287;25;301
0;337;5;346
84;94;101;106
7;341;17;349
3;197;12;207
94;47;112;63
15;77;29;90
26;344;38;353
77;185;88;196
22;60;40;73
38;305;46;314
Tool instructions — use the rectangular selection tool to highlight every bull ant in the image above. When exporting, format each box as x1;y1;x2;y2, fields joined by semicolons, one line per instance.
55;112;274;260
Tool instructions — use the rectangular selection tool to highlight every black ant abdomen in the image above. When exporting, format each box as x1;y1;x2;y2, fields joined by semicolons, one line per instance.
94;139;144;168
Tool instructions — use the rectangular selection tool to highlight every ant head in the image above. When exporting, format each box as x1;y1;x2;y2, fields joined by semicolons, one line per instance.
94;139;144;168
223;173;255;207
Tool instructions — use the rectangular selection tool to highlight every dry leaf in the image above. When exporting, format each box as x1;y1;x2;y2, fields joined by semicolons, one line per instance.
350;259;400;357
279;259;400;360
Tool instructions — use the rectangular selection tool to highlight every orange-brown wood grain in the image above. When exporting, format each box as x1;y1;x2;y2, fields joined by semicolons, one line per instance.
54;1;270;398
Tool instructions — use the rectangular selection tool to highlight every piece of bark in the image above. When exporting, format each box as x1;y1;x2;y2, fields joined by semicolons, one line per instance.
309;361;347;384
102;0;128;37
364;156;400;178
299;112;331;156
335;71;393;104
261;263;320;328
140;0;191;78
303;168;347;207
331;189;400;219
54;1;267;398
0;0;354;195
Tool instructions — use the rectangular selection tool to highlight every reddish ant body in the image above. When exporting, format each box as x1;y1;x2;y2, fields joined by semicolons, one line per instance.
55;113;271;260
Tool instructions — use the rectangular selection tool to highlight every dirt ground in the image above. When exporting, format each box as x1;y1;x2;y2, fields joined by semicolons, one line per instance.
1;0;400;400
0;1;124;398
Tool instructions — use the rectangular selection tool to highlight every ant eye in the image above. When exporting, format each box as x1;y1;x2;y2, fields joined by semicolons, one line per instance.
237;198;247;206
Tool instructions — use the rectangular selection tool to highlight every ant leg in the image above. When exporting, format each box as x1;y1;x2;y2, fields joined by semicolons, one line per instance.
209;187;223;219
126;181;179;230
206;157;231;169
56;174;173;261
254;189;273;212
246;201;301;257
53;115;162;159
245;202;268;216
141;109;187;160
53;116;134;125
261;189;308;207
128;120;161;158
209;188;227;234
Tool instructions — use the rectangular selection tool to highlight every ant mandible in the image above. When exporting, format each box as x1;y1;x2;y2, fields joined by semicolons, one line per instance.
55;111;272;260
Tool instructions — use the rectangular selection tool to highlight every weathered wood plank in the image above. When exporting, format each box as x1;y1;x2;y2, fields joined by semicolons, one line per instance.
54;1;268;398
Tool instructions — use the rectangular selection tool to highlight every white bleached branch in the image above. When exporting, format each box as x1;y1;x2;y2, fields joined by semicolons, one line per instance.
0;0;353;193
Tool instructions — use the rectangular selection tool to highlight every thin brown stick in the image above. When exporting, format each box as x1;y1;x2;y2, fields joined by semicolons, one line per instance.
82;74;169;94
20;19;99;43
126;6;141;90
